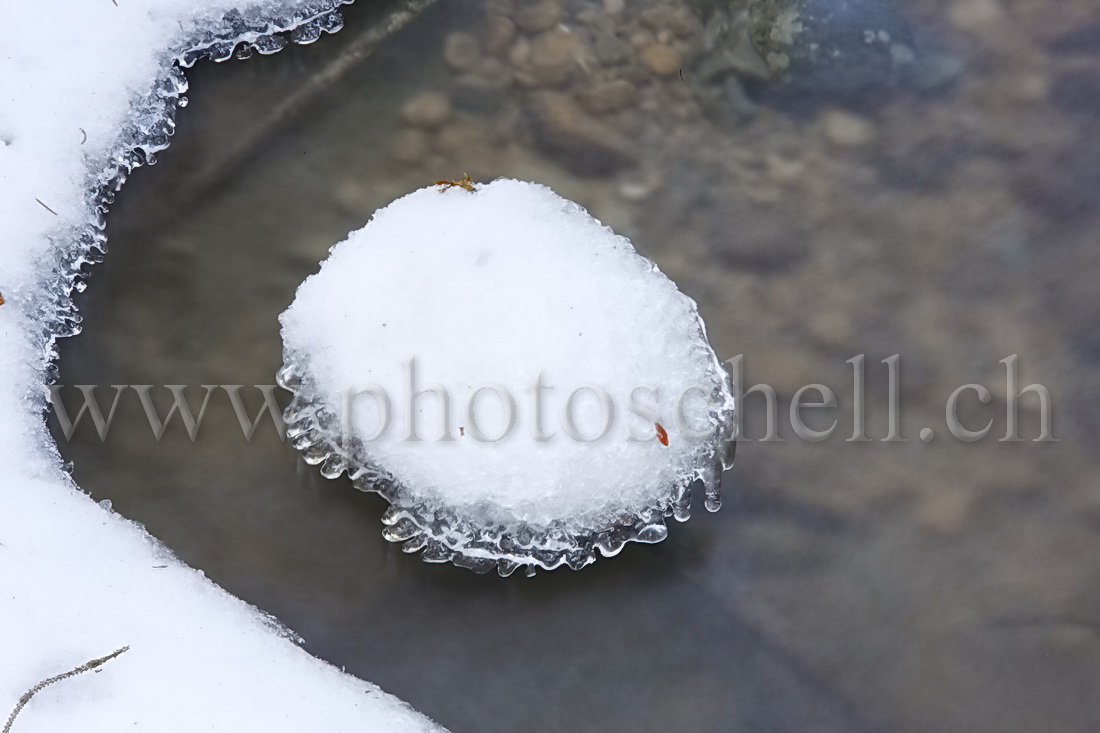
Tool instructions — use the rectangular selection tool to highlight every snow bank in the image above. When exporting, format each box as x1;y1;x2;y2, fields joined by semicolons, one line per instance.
279;180;736;575
0;1;440;730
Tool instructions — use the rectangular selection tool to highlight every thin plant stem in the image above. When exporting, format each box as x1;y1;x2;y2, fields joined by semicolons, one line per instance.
3;646;129;733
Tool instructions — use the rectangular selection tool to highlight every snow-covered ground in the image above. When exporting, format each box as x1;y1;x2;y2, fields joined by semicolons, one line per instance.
0;1;440;730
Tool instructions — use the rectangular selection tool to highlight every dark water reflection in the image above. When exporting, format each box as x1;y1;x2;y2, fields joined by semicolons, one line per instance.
56;1;1100;731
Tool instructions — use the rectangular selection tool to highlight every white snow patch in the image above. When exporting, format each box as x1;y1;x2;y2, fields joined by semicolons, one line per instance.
280;179;733;529
0;1;440;731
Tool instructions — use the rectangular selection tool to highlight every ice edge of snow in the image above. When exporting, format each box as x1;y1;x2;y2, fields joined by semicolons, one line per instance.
9;2;446;730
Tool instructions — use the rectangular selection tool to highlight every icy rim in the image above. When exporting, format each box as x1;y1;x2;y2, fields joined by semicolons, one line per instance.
31;0;354;359
278;332;737;578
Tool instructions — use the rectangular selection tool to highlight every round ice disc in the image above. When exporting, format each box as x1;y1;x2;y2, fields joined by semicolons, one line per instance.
279;178;735;576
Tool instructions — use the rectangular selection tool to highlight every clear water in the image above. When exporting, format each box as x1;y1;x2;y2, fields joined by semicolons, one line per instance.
54;1;1100;731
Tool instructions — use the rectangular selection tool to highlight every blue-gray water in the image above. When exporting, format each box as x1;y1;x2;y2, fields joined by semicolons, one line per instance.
55;1;1100;731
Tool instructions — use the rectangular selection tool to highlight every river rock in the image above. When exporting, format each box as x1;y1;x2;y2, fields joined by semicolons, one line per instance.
593;30;633;65
484;15;517;56
444;32;481;73
576;79;638;115
527;91;637;175
514;0;563;33
529;28;583;85
389;128;429;165
401;92;452;128
822;109;876;147
640;43;682;76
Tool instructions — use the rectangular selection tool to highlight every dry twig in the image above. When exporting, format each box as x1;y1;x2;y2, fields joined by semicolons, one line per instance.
3;647;129;733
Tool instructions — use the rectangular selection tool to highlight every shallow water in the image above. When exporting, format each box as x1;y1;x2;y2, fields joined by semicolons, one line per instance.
56;0;1100;731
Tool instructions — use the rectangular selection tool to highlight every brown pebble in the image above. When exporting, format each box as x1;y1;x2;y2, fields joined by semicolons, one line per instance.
916;488;974;535
485;0;514;15
513;70;542;89
484;15;517;56
948;0;1003;32
452;62;512;115
390;128;429;165
822;109;876;147
602;0;625;16
332;180;371;217
478;57;515;87
764;152;806;184
444;32;481;73
639;43;681;76
514;0;562;33
576;79;637;115
629;30;656;50
592;31;632;65
639;6;699;37
435;121;493;156
527;29;582;85
509;36;531;66
806;309;855;348
531;29;580;67
527;91;636;176
401;92;452;128
576;8;613;32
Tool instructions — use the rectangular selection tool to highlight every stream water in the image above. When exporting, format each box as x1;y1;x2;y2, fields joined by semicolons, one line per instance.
54;1;1100;731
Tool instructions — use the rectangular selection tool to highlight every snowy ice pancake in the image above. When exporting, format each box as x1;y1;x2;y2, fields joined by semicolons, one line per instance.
279;178;735;575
